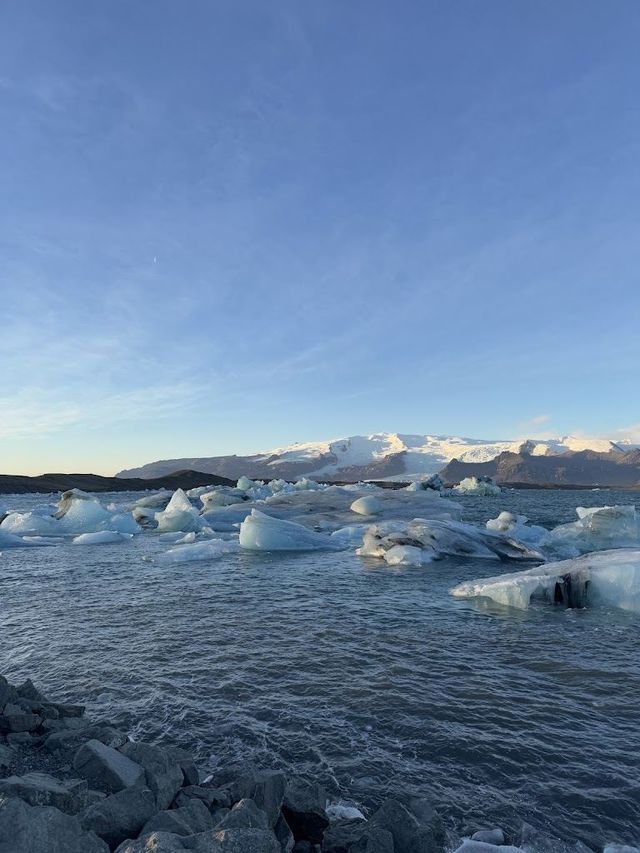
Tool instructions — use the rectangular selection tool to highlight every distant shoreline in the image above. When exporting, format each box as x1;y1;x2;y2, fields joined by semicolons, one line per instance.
1;470;639;496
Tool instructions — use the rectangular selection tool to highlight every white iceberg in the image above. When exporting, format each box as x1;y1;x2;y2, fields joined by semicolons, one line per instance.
454;476;501;496
200;488;246;510
486;511;548;547
0;531;55;549
72;531;134;545
545;505;639;557
350;496;383;516
1;490;138;537
133;490;174;508
405;474;444;492
239;509;344;551
329;525;368;547
383;544;435;567
155;489;203;533
160;538;240;563
450;549;640;612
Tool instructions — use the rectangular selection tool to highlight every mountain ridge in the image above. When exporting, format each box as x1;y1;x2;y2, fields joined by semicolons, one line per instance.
116;432;639;482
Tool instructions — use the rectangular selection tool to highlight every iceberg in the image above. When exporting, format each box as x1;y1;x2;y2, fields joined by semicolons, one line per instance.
450;549;640;611
155;489;203;533
72;531;134;545
545;505;639;557
160;538;240;563
133;490;174;508
1;490;138;536
350;496;383;516
383;544;435;567
239;509;344;551
486;511;547;547
454;476;501;496
200;488;246;510
405;473;444;492
0;531;55;549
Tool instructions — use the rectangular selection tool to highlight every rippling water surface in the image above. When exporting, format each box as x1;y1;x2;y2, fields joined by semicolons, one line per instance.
1;488;639;849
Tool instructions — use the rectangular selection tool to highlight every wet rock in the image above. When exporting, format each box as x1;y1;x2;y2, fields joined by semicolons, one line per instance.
322;819;394;853
275;813;295;853
0;703;42;733
16;679;45;702
55;703;85;718
213;827;281;852
80;785;157;848
282;779;330;843
165;746;200;786
114;831;191;853
368;799;428;853
0;676;17;710
45;725;129;754
6;732;39;747
142;798;214;836
215;797;269;830
471;829;505;845
0;743;14;772
0;771;87;813
0;795;109;853
73;739;145;793
174;784;232;810
227;769;287;828
120;741;183;809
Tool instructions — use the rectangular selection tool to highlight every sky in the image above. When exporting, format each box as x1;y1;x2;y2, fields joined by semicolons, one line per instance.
1;1;639;476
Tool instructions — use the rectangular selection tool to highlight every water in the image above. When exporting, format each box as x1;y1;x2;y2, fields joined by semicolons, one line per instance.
1;488;639;849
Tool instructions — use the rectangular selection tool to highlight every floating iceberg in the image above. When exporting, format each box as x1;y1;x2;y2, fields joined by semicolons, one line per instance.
0;531;55;549
350;496;383;516
329;525;368;547
454;476;501;496
133;490;174;508
155;489;203;533
383;544;435;567
72;531;134;545
160;538;240;563
357;518;544;565
405;474;444;492
1;490;138;537
486;511;548;547
239;509;344;551
450;549;640;611
545;505;639;557
200;488;246;510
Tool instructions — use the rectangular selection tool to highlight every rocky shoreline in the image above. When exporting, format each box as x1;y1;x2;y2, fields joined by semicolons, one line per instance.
0;674;634;853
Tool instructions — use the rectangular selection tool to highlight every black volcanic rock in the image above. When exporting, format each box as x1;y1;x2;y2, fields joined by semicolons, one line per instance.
0;470;235;495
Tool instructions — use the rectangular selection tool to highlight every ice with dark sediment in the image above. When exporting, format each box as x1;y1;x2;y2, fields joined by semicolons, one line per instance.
453;476;501;495
450;548;640;612
0;489;139;537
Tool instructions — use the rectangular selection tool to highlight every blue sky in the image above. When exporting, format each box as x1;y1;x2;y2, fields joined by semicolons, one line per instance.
1;1;639;475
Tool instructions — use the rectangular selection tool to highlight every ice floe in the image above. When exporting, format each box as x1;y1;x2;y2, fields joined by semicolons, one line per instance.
160;538;240;563
0;531;55;549
239;509;344;551
350;495;383;516
454;476;501;495
544;505;639;557
450;549;640;611
72;531;134;545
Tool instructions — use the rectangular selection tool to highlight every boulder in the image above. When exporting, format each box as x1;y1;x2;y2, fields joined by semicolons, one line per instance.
45;725;128;754
0;703;42;733
73;739;145;793
215;798;269;830
322;819;394;853
0;743;14;772
165;746;200;786
0;676;16;710
80;785;157;848
407;798;445;850
274;813;295;853
0;795;109;853
114;831;192;853
213;828;281;852
120;741;183;809
16;679;45;702
282;779;329;843
232;770;287;828
174;785;231;810
6;732;39;747
0;772;87;813
142;798;213;837
369;799;437;853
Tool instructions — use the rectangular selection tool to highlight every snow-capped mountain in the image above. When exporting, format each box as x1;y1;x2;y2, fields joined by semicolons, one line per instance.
116;433;638;481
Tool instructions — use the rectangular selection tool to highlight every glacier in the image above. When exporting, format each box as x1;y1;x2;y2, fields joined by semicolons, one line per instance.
450;549;640;612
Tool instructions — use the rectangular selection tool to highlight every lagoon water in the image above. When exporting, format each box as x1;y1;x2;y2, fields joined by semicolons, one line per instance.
1;489;639;849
